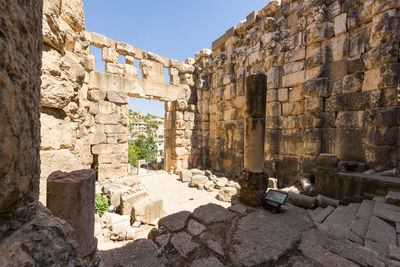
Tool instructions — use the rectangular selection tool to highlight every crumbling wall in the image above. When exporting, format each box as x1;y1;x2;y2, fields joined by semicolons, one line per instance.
40;0;196;197
0;0;82;265
192;0;400;185
40;0;91;202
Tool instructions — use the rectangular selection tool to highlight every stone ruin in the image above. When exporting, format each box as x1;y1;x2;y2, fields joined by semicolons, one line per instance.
1;0;400;266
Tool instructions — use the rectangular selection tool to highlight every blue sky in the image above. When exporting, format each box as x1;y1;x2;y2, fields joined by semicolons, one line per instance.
83;0;269;117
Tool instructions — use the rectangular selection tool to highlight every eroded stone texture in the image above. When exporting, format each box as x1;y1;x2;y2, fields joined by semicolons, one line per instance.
233;205;314;266
0;1;85;264
0;0;43;237
0;204;83;266
190;0;400;188
47;169;97;257
100;239;167;267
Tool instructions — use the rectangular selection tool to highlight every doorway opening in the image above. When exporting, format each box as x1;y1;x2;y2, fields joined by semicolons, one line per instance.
128;97;165;175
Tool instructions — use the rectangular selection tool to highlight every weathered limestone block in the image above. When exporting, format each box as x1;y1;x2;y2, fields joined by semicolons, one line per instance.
43;0;65;52
190;175;209;188
140;59;164;83
282;102;303;116
179;169;192;183
41;50;76;108
106;63;124;75
120;191;148;217
218;187;238;202
95;113;118;124
91;32;112;48
107;90;128;104
362;64;400;91
47;170;97;257
98;164;128;181
60;0;84;32
88;89;106;101
132;196;164;224
124;64;138;79
40;113;75;150
116;42;135;56
282;70;306;87
40;149;84;181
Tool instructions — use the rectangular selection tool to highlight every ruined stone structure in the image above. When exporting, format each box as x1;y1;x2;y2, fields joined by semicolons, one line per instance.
2;0;400;265
40;0;196;202
192;0;400;188
0;0;83;265
40;0;400;201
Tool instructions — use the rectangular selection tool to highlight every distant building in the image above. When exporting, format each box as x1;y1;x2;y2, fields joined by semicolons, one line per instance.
154;124;164;162
131;121;147;133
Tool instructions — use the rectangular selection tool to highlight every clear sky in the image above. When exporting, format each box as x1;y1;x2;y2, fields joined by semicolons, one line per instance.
82;0;269;117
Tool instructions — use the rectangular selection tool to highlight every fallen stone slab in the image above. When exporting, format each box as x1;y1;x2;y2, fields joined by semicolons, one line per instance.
319;206;345;232
328;203;360;239
191;203;235;225
299;240;358;267
373;201;400;223
348;199;375;240
365;216;396;246
313;206;334;223
158;211;191;232
302;229;386;267
233;204;314;266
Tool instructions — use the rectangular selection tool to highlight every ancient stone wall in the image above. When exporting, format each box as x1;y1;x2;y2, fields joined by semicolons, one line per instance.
192;0;400;185
40;0;196;200
0;0;43;238
0;1;83;265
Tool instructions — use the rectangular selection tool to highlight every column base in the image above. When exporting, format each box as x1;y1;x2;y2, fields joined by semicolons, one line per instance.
238;169;268;207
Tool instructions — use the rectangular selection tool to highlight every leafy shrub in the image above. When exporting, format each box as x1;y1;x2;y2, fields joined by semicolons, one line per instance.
95;194;109;216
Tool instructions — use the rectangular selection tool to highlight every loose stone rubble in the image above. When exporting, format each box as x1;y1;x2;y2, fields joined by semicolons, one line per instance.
95;176;165;242
178;169;240;202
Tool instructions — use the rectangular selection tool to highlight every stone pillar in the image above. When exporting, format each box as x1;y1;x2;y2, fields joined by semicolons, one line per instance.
239;74;268;206
47;169;97;257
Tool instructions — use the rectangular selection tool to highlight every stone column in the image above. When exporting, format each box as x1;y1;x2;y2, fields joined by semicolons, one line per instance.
239;74;268;206
47;169;97;257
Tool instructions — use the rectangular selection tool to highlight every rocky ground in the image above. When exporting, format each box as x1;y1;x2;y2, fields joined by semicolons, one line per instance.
96;172;230;250
100;199;400;266
96;171;400;266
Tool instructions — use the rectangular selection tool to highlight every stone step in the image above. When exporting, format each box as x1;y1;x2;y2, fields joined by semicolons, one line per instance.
365;216;397;257
313;206;335;224
307;207;323;219
328;203;360;239
345;200;375;243
319;205;345;232
373;201;400;224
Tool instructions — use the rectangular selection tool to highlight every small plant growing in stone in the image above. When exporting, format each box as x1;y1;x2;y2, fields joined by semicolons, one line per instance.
95;194;109;216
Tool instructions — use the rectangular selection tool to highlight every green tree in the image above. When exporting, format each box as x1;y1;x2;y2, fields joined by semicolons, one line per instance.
128;143;138;167
133;135;157;163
